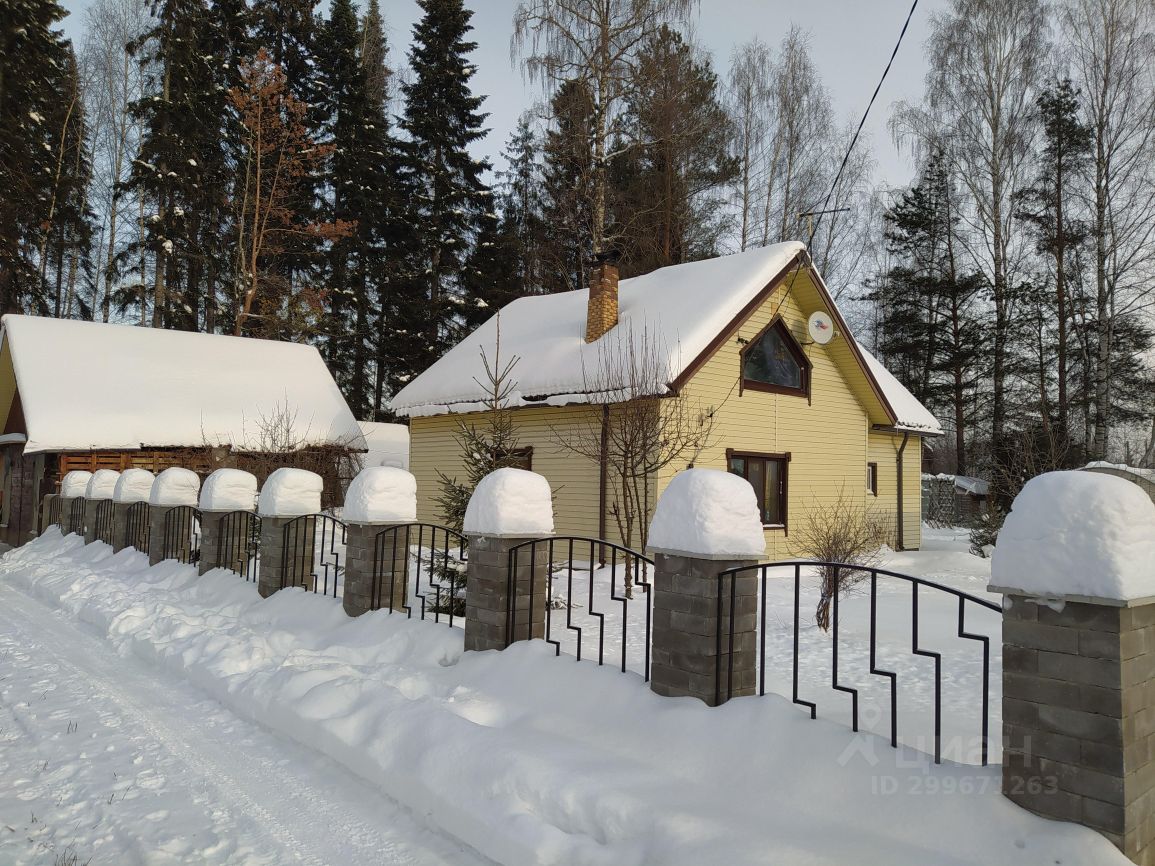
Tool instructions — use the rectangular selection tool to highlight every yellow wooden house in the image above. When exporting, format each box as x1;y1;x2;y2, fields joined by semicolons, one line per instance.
390;242;941;556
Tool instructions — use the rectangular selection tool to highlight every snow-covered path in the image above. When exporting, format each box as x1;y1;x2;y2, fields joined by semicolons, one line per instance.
0;583;488;866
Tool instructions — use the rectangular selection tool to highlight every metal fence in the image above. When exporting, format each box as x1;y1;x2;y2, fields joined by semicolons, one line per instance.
47;496;63;528
94;499;114;542
507;536;653;680
124;502;151;552
215;510;261;581
68;497;85;535
715;560;1000;765
160;506;201;564
281;514;346;597
371;523;468;626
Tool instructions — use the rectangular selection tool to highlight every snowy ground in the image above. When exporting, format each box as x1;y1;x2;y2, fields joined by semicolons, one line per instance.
0;529;1127;865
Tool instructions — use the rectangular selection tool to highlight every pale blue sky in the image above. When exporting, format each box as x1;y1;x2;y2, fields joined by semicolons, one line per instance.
59;0;942;190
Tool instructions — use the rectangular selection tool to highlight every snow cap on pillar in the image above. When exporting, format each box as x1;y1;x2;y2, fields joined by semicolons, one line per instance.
85;469;120;500
60;471;93;499
648;468;766;560
199;468;258;512
344;467;417;523
113;468;155;504
149;467;201;507
258;468;323;517
990;470;1155;603
463;468;553;537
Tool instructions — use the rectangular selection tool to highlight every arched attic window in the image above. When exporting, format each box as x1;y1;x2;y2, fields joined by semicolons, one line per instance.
740;318;810;397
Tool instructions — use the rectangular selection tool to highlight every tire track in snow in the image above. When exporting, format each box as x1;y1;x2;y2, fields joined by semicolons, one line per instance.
0;582;490;866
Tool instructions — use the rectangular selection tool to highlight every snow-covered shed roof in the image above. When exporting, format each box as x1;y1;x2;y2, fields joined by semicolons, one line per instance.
0;315;365;455
358;421;409;470
390;243;942;435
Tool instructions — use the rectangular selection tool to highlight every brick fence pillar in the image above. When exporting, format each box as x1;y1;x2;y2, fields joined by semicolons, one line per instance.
343;522;411;617
464;533;549;652
990;470;1155;864
648;552;760;706
994;592;1155;863
148;505;197;566
112;502;143;553
83;499;102;544
59;496;84;536
39;494;58;534
645;468;767;707
257;514;316;598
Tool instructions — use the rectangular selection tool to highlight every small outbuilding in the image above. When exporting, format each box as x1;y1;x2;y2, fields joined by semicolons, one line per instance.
0;315;365;546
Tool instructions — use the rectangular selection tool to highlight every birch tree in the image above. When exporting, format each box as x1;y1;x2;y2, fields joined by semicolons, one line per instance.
1060;0;1155;458
512;0;696;256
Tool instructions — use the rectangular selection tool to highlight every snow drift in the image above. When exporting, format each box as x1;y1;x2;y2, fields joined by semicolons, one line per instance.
258;468;322;517
463;468;553;536
0;532;1124;866
992;470;1155;601
113;468;155;504
648;468;766;559
199;468;258;512
344;467;417;523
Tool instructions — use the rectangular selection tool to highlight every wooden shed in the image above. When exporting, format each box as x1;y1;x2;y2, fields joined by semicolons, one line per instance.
0;315;365;547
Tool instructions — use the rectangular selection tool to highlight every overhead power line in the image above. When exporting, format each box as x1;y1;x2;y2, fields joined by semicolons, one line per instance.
807;0;920;249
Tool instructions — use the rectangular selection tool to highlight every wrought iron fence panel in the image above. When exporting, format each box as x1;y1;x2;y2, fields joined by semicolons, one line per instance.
48;496;62;527
68;497;85;535
216;510;261;581
161;506;201;565
124;502;150;552
94;499;114;542
372;523;468;626
508;536;654;680
716;560;1000;766
281;514;346;597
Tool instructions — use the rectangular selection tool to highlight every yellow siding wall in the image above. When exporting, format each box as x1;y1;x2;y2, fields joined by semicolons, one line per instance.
408;269;929;555
663;270;891;558
409;405;628;544
867;431;923;550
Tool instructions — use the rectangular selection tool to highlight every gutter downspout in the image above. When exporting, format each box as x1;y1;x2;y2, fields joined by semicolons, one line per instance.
598;404;609;565
896;431;910;552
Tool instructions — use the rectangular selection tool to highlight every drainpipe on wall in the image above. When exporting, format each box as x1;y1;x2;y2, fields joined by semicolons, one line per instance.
598;404;609;565
895;431;910;551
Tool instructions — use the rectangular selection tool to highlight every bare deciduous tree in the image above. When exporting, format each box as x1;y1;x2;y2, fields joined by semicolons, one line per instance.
1061;0;1155;458
512;0;696;256
552;325;715;556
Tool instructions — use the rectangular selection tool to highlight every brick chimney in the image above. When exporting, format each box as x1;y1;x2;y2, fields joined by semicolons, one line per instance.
585;253;620;343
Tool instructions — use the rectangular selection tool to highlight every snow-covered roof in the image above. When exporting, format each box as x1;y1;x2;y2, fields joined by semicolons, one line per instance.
922;473;989;496
389;244;942;435
1;315;365;455
357;421;409;470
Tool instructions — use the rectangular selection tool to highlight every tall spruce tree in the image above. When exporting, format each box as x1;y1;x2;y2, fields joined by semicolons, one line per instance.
614;26;736;276
539;79;595;293
121;0;230;330
399;0;492;380
0;0;72;313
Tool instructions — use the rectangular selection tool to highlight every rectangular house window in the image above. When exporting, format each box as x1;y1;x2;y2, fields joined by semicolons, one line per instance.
727;451;788;527
867;462;878;496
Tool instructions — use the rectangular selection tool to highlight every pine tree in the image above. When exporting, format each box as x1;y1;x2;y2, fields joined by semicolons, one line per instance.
0;0;71;313
872;152;986;474
496;116;545;295
1014;79;1092;449
539;79;595;294
615;26;736;276
399;0;492;380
